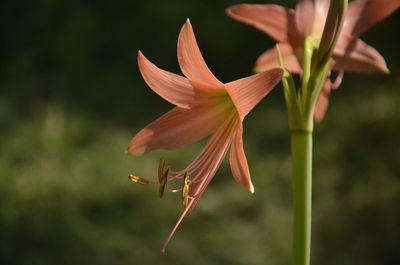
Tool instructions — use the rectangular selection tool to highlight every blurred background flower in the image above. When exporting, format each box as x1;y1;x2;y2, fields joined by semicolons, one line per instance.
0;1;399;265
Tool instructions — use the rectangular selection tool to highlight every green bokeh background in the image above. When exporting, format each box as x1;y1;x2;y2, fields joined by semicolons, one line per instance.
1;1;399;264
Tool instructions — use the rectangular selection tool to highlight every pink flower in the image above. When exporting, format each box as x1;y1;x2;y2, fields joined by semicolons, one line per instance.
128;20;283;252
227;0;399;120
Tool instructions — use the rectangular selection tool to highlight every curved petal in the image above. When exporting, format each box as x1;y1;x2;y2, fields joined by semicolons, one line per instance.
225;68;283;120
295;0;316;36
315;71;344;121
138;51;207;108
343;0;400;37
255;43;301;73
296;0;330;36
314;0;331;33
230;122;254;193
177;20;224;90
226;4;297;42
161;113;239;253
128;102;232;155
186;113;239;201
314;78;332;122
332;35;388;73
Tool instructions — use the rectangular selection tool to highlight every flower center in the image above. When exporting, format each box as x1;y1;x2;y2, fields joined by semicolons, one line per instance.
128;111;240;208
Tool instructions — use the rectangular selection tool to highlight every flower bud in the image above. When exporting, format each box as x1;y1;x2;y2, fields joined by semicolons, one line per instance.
313;0;348;72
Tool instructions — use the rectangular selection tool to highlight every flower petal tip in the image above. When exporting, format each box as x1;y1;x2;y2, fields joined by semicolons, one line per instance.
225;6;237;17
127;143;145;156
225;4;250;17
250;184;255;194
137;50;144;60
225;5;237;14
374;64;390;74
126;147;137;156
137;50;145;59
184;18;192;28
252;66;262;74
383;67;390;75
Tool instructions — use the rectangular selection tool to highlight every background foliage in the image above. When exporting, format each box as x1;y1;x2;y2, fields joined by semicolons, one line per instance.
1;1;399;264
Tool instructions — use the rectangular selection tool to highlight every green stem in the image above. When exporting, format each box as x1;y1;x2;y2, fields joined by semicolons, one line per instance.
291;131;312;265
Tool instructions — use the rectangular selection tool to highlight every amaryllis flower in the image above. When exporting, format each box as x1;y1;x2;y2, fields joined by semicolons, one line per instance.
128;20;283;252
227;0;399;120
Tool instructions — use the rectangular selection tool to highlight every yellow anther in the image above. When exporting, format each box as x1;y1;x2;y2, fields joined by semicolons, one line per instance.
158;166;170;198
181;172;190;207
158;158;165;183
128;174;149;185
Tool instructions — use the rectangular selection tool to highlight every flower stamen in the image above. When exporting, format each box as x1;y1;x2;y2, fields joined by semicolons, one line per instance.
128;174;150;184
181;172;190;207
158;158;166;183
159;165;170;198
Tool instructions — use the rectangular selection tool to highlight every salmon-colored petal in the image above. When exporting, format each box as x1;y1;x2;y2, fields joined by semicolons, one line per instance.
128;102;232;155
314;0;331;30
344;0;400;37
138;51;207;109
177;20;224;90
333;35;388;73
230;122;254;193
295;0;316;36
296;0;330;36
161;113;239;253
225;68;283;120
315;71;344;121
181;115;239;222
314;78;332;122
226;4;297;42
186;113;239;202
255;43;301;73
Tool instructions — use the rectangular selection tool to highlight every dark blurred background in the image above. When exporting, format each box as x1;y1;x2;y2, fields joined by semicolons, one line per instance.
0;0;399;264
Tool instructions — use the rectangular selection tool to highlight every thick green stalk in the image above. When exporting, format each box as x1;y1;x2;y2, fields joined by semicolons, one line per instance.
278;44;313;265
291;131;312;265
285;2;347;264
